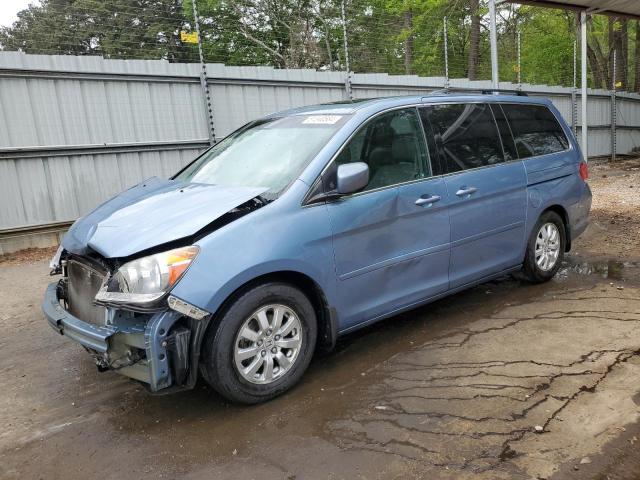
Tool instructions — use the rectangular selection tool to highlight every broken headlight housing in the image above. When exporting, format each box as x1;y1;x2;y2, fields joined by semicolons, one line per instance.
95;246;199;306
49;245;64;272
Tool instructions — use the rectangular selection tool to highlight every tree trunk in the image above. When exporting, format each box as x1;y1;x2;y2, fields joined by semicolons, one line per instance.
587;42;606;89
468;0;480;80
324;26;333;70
620;18;628;89
404;10;413;75
607;17;615;88
608;16;628;89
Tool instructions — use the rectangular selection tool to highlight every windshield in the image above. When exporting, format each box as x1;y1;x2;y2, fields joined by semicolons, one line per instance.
175;114;350;199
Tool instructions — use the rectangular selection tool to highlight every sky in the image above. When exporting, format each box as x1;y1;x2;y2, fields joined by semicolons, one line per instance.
0;0;37;28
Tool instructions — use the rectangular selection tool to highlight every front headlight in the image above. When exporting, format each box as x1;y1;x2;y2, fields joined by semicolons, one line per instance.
95;246;199;306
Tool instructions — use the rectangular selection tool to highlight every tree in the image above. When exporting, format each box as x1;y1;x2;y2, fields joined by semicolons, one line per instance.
609;16;628;89
184;0;339;69
1;0;637;90
0;0;190;61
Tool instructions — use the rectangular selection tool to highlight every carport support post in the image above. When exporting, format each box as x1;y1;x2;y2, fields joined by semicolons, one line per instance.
489;0;499;89
580;10;588;161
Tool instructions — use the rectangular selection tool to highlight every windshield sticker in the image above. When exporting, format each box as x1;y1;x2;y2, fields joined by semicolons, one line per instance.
302;115;343;125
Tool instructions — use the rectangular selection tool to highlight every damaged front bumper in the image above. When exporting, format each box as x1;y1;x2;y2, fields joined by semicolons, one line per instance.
43;282;206;392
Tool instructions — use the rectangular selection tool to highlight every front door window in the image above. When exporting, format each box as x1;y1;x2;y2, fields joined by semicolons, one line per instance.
334;108;430;191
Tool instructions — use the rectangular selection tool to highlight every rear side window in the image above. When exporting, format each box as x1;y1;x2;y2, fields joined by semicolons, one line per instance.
420;103;504;173
500;104;569;158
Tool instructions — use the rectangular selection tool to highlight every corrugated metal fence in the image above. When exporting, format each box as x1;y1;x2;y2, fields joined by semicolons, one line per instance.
1;52;639;253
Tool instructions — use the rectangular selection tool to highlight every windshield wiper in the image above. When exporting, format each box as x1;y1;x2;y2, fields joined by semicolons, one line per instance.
254;194;273;205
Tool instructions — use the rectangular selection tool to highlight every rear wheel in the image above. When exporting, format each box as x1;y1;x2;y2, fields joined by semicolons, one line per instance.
521;211;565;283
201;282;317;404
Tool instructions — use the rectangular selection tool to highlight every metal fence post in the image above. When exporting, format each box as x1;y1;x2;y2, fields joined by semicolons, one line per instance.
341;0;353;100
516;30;521;90
192;0;216;145
611;49;617;162
443;17;449;90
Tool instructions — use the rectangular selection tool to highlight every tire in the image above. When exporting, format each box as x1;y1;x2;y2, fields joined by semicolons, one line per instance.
521;211;566;283
201;282;317;404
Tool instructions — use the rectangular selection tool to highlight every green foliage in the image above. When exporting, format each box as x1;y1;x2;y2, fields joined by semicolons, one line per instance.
495;7;576;86
518;10;574;85
0;0;190;60
0;0;637;88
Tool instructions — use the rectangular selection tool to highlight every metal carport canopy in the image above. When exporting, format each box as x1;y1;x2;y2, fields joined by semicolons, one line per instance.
512;1;640;19
489;0;640;160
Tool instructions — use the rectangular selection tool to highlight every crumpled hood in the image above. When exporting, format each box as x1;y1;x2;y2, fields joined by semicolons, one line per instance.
63;177;268;258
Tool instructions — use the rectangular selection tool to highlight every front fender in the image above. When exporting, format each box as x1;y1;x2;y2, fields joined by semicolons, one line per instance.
170;185;336;318
183;258;334;316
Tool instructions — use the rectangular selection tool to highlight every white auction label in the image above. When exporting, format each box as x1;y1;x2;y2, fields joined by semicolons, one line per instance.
302;115;343;125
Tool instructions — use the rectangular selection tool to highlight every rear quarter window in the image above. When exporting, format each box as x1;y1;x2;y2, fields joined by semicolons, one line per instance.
500;104;569;158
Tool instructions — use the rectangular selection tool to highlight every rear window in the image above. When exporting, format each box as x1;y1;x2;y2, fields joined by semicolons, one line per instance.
500;104;569;158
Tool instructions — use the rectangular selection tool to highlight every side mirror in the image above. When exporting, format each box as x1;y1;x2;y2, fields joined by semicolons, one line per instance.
337;162;369;195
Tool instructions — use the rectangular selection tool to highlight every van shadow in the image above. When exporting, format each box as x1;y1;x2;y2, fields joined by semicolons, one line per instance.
104;271;560;459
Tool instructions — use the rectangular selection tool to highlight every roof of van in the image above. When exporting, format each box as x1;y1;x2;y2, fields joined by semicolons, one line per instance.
273;93;553;117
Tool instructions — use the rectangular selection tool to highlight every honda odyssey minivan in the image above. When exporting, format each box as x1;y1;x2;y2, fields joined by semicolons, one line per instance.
44;93;592;403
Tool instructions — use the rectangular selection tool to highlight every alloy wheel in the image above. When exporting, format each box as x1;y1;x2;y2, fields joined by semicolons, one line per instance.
535;222;561;271
233;304;303;384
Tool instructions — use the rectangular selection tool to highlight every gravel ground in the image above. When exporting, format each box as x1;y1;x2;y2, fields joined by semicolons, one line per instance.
0;246;57;266
0;159;639;480
583;158;640;255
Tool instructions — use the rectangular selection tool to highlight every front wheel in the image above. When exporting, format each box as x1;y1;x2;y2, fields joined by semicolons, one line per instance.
201;282;317;404
521;211;566;283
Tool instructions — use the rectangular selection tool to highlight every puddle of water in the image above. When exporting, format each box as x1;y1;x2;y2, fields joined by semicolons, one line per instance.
558;257;640;281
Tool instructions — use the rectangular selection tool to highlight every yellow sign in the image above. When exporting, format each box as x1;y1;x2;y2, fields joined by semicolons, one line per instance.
615;81;622;88
180;31;199;44
512;64;520;73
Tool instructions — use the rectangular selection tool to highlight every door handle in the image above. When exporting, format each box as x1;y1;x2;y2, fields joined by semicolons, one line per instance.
415;195;441;206
455;186;477;197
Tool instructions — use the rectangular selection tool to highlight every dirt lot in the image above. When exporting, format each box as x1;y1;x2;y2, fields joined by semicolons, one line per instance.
1;159;639;480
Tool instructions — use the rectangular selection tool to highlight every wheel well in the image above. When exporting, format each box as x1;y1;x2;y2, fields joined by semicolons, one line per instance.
208;271;336;354
542;205;571;252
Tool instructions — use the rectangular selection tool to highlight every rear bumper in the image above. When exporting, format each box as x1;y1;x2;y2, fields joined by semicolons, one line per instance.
43;281;183;391
569;183;592;243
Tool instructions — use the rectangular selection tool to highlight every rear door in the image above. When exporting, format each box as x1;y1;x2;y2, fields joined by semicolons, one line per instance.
324;107;450;329
420;102;527;288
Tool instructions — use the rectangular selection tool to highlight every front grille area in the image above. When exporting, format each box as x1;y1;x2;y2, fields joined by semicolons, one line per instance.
67;259;108;327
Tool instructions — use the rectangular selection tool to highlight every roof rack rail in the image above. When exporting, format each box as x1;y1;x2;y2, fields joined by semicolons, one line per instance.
481;89;528;96
427;88;451;96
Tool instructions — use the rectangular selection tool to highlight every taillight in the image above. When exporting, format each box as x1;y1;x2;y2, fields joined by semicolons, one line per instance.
579;161;589;181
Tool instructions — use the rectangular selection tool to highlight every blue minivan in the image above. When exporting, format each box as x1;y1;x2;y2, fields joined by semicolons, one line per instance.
44;93;592;403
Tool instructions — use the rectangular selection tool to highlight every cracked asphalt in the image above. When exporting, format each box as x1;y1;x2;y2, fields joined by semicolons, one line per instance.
1;159;639;480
